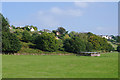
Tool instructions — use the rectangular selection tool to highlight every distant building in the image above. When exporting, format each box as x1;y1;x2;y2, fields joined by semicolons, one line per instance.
9;26;13;30
41;29;51;33
100;35;112;40
28;27;35;31
56;31;60;35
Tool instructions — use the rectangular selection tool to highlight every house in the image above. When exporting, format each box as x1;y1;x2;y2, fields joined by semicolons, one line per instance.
28;27;35;32
9;26;13;30
41;29;51;33
30;27;34;32
56;31;60;35
100;35;112;40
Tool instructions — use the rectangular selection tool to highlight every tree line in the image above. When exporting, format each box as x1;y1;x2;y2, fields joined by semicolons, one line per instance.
1;13;119;54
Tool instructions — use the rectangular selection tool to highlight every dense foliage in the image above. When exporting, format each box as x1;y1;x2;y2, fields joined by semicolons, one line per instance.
88;34;114;52
2;32;21;53
117;45;120;52
35;32;59;52
1;13;21;53
1;13;115;54
22;30;31;42
64;37;86;53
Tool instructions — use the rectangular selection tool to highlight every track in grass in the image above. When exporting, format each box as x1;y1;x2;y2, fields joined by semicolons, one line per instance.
2;52;118;78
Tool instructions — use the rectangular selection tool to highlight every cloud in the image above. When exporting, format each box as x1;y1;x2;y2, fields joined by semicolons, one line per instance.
36;11;60;27
74;2;88;8
11;2;86;29
50;7;83;16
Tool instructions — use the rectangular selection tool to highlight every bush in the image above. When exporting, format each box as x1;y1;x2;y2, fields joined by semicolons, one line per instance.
35;32;59;52
63;37;86;53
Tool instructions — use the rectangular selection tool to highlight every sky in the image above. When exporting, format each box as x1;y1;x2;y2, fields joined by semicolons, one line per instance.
2;2;118;35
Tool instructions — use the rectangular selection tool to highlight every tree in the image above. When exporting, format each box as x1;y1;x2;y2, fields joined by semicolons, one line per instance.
11;25;16;29
31;32;40;43
86;42;93;52
22;30;31;42
35;32;59;52
14;29;23;40
52;30;57;36
1;13;9;32
57;27;66;34
69;31;76;38
57;39;64;51
88;36;101;50
62;34;70;40
117;45;120;52
63;37;86;53
117;36;120;43
1;13;21;54
88;34;114;52
2;32;21;53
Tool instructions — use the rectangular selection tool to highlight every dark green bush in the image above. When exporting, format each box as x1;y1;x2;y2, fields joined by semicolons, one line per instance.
117;45;120;52
35;32;59;52
63;37;86;53
22;30;31;42
1;13;21;54
2;32;21;53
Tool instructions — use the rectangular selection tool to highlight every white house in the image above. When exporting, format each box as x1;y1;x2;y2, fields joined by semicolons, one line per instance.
100;35;112;40
28;27;35;31
9;26;13;30
30;27;35;31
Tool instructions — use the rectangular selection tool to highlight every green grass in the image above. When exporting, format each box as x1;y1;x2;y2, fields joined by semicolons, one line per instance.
2;52;118;78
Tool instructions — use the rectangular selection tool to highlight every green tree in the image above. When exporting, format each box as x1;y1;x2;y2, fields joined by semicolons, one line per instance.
35;32;59;52
2;32;21;54
117;45;120;52
57;27;66;34
22;30;31;42
117;36;120;43
88;34;114;52
64;37;86;53
57;39;64;51
11;25;16;29
69;31;76;38
1;13;9;32
1;13;21;54
31;32;40;43
86;42;93;52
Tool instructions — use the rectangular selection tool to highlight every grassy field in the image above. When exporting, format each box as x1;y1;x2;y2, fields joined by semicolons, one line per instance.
2;52;118;78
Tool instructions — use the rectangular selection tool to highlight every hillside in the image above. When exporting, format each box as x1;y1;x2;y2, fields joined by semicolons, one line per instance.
17;42;73;55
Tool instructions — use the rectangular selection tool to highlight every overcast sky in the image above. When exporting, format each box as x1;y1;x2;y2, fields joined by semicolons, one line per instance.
2;2;118;35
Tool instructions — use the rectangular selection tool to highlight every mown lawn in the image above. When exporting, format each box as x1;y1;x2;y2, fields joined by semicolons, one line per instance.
2;52;118;78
